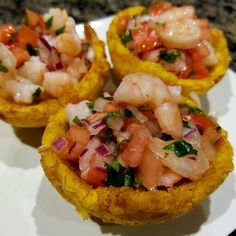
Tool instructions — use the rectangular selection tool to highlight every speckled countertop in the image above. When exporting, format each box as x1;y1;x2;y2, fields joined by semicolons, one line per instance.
0;0;235;70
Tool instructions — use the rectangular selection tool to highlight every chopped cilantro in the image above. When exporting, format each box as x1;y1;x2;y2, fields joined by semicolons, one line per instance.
32;87;41;101
55;25;65;35
183;121;190;128
73;116;81;125
103;111;124;123
0;61;8;73
110;159;120;172
26;43;39;56
181;104;203;114
159;50;181;64
119;31;132;44
46;16;53;29
124;168;135;186
103;162;135;187
86;102;94;113
123;108;133;118
163;140;198;157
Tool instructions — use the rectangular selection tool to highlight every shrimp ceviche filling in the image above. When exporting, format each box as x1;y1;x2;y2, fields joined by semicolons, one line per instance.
117;2;217;79
0;8;94;104
52;73;222;190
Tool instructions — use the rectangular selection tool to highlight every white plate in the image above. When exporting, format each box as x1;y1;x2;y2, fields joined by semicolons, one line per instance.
0;17;235;236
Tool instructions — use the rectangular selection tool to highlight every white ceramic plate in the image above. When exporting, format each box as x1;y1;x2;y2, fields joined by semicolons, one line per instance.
0;17;235;236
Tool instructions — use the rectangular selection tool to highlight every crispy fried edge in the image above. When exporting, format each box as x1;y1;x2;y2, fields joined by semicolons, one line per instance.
39;102;233;226
0;24;109;127
107;6;231;95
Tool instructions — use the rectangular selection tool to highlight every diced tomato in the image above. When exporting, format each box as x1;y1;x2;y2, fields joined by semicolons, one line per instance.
149;2;172;15
10;46;30;67
188;42;210;61
131;22;162;54
16;26;38;48
117;15;130;34
66;125;90;159
190;114;217;132
85;168;107;187
192;61;210;78
0;24;17;44
137;147;164;190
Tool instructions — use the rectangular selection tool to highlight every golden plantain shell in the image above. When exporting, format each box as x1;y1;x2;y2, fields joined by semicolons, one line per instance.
0;24;109;127
107;6;231;95
39;100;233;226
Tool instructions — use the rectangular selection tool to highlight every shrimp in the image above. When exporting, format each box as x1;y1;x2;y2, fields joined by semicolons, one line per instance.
157;18;201;49
157;167;182;187
66;100;92;125
120;123;151;168
44;8;68;32
152;6;195;24
55;33;82;57
200;127;220;161
43;71;73;97
18;56;46;85
137;146;164;190
4;76;43;104
148;137;209;181
202;41;218;66
113;73;183;138
67;58;87;82
0;43;16;73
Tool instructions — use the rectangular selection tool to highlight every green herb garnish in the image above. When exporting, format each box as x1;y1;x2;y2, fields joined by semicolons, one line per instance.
163;140;198;157
183;121;190;128
123;108;133;118
46;16;53;29
55;25;65;36
26;43;39;56
32;87;41;101
159;50;181;64
119;31;133;44
0;61;8;73
181;104;203;115
73;116;81;125
103;162;135;187
86;102;94;113
103;111;124;123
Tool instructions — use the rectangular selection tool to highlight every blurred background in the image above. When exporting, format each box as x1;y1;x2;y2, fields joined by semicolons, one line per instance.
0;0;235;70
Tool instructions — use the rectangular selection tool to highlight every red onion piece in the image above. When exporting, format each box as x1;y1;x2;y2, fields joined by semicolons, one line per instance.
196;124;204;135
68;142;76;154
56;62;64;70
96;145;109;156
91;120;105;129
53;136;68;151
39;37;52;51
184;128;201;141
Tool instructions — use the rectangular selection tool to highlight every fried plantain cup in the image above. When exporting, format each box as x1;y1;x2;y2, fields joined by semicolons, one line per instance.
39;96;233;226
0;24;109;127
107;6;231;95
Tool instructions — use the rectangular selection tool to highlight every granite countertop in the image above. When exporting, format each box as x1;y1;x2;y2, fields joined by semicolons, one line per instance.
0;0;235;70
